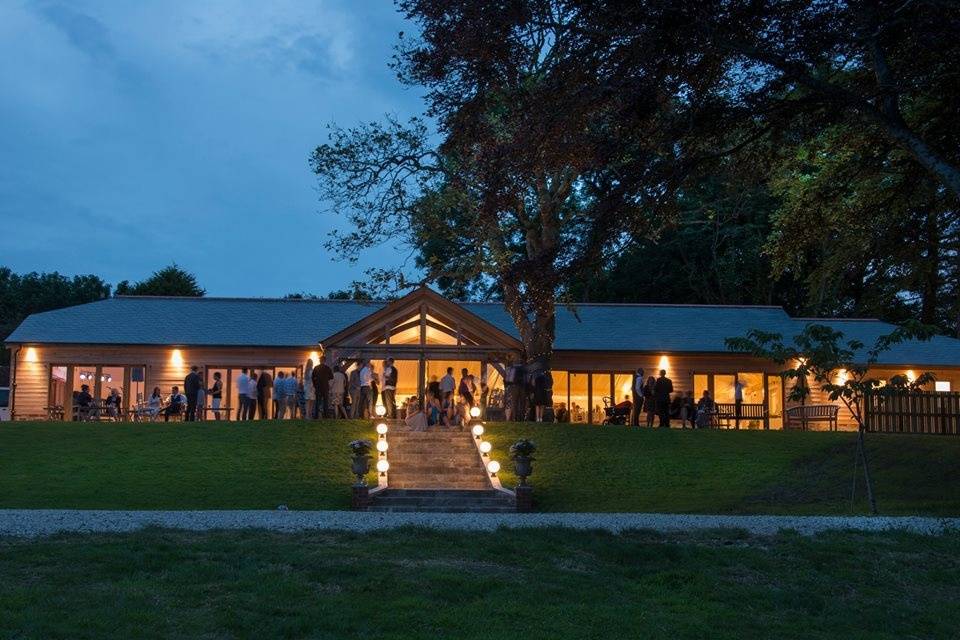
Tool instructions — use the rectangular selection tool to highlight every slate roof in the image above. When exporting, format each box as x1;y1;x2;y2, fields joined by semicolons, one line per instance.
6;296;960;366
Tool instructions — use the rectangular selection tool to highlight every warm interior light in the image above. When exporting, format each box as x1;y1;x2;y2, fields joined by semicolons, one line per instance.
935;381;951;392
479;441;492;454
375;404;386;417
309;350;320;364
487;460;500;475
658;355;669;372
376;423;388;435
376;440;388;453
469;406;481;418
170;349;184;366
836;369;848;385
24;347;38;363
376;459;389;473
471;424;484;437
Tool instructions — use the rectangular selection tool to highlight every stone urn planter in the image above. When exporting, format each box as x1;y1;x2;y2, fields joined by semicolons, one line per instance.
509;438;537;487
348;439;373;485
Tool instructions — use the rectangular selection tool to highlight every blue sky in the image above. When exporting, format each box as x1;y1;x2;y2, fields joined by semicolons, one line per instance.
0;1;423;296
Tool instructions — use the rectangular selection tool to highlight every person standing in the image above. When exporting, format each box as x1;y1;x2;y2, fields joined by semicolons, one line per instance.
330;364;348;419
734;375;745;429
347;365;361;418
369;362;380;415
381;358;397;419
312;356;333;419
246;372;259;420
274;371;287;419
257;368;273;420
358;360;373;419
235;368;250;420
183;365;202;422
440;367;456;403
642;375;656;427
653;369;674;428
284;370;299;419
458;368;474;407
533;368;553;422
303;359;315;420
631;367;645;427
208;372;223;420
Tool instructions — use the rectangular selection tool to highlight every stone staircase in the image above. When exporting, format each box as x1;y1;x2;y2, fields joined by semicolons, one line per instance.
367;488;516;513
367;427;516;512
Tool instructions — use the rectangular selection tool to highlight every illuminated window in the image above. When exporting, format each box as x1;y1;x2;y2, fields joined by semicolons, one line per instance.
935;381;951;392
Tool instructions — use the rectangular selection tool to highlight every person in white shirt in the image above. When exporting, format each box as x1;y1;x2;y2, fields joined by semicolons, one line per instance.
734;376;745;428
274;371;287;419
236;369;250;420
358;360;373;418
439;367;456;401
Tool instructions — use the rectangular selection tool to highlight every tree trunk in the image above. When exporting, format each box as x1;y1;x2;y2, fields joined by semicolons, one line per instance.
920;208;940;326
857;426;878;515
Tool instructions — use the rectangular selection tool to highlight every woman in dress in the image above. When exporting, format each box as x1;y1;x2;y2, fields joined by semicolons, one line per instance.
147;386;163;420
208;372;223;420
643;375;657;427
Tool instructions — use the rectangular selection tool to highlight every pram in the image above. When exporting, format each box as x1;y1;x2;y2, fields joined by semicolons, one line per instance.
601;396;631;425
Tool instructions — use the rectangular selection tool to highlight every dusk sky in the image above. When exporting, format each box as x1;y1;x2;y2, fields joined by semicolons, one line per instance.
0;1;423;296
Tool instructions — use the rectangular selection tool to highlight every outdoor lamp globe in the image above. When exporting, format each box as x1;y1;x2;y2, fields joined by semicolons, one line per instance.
376;459;389;473
471;424;484;437
470;406;481;418
375;404;386;417
376;440;389;453
487;460;501;475
376;423;388;435
479;441;492;454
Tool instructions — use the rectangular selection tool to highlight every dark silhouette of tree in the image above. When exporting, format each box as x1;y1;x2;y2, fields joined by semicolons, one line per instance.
114;264;205;297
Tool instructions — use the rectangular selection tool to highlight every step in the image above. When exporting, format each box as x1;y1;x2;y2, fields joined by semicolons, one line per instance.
367;489;516;513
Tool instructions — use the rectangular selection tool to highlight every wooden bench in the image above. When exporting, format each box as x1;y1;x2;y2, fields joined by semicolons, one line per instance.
786;404;839;431
714;403;767;429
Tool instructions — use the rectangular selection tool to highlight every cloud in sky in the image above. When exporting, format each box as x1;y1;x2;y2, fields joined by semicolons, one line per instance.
0;0;424;296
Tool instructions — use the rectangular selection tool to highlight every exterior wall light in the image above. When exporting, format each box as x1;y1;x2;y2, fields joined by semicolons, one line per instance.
171;349;184;366
24;347;38;363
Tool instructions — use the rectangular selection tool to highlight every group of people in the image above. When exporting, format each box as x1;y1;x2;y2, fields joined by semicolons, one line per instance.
626;367;719;428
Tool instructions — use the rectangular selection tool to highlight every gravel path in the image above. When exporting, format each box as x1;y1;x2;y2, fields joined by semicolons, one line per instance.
1;510;957;538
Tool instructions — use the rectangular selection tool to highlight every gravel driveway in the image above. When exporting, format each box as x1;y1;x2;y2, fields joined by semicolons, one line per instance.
1;510;957;538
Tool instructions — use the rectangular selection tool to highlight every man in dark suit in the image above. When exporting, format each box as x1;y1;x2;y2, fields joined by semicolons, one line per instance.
256;369;273;419
653;369;673;428
183;366;202;421
312;355;333;419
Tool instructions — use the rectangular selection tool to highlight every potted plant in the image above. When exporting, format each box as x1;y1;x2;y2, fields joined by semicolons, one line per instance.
509;439;537;485
349;439;373;484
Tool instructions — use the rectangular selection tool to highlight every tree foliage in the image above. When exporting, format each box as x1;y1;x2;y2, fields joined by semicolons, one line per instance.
114;265;205;297
0;268;111;367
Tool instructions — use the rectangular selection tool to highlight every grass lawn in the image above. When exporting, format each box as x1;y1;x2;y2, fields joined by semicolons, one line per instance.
1;527;959;639
1;420;959;514
483;422;960;515
0;420;376;510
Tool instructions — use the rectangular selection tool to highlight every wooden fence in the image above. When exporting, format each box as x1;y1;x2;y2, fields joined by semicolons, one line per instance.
864;391;960;435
